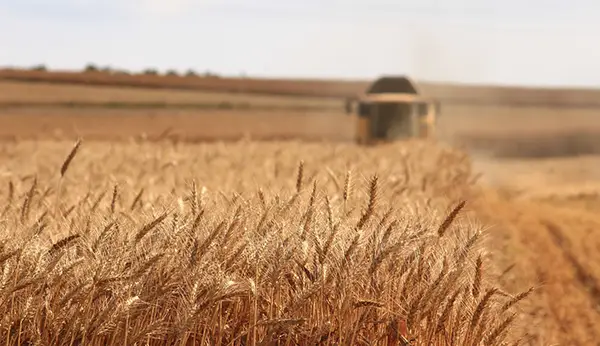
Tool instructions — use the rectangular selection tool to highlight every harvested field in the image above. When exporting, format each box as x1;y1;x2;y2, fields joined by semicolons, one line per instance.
0;139;530;345
469;155;600;345
437;104;600;158
2;99;600;158
458;131;600;158
0;81;341;110
0;109;353;142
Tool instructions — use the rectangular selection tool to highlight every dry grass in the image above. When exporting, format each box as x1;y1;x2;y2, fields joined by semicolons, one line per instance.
0;139;531;345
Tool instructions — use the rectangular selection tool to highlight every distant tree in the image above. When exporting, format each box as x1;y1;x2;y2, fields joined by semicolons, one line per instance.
143;68;159;75
84;63;99;72
185;69;198;77
31;64;47;71
112;69;130;75
165;69;179;77
204;70;220;78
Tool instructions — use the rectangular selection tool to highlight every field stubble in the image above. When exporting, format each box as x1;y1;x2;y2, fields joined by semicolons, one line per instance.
0;139;533;345
0;81;341;109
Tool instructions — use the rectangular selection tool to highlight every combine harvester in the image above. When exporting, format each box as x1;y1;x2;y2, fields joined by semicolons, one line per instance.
345;76;441;144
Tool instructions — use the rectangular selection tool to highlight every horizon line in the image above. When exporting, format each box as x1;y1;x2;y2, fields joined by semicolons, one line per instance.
2;64;600;92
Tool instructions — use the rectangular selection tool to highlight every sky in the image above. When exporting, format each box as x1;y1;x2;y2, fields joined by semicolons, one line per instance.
0;0;599;87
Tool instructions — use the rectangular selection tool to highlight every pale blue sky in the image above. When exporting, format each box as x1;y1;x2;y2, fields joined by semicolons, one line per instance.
0;0;599;87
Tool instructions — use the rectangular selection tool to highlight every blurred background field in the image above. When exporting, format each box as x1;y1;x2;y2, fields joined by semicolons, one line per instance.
3;72;600;160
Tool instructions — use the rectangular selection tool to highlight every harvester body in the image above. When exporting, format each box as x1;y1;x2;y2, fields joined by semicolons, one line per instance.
346;76;441;144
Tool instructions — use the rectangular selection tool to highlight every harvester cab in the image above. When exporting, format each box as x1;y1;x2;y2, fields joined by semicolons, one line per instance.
345;76;441;145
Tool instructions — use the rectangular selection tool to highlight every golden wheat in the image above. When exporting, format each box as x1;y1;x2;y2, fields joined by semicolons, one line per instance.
0;138;530;345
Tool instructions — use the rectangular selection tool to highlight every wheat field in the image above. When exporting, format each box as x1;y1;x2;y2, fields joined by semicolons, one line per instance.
0;138;532;345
